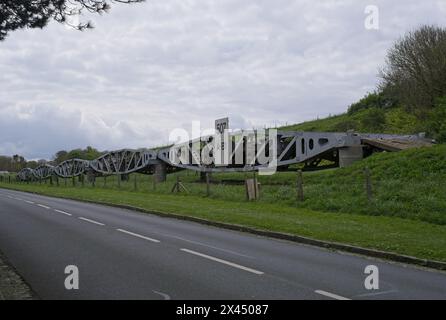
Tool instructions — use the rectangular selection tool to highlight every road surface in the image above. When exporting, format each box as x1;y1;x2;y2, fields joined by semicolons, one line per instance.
0;188;445;300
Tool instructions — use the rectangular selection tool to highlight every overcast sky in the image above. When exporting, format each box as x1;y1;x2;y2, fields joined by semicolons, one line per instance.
1;0;445;160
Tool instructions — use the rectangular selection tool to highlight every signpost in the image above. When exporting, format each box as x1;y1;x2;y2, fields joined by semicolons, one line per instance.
215;117;229;134
215;117;229;167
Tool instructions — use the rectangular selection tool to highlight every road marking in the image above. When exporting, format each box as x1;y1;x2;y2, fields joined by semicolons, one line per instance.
78;217;105;226
353;289;398;298
37;204;51;210
54;209;72;216
25;200;35;204
153;290;171;300
168;235;253;259
315;290;351;300
180;248;264;275
13;197;23;201
116;229;160;243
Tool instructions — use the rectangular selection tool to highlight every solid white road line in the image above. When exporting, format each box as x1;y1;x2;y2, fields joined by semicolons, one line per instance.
78;217;105;226
180;248;264;275
315;290;351;300
54;209;72;217
37;204;51;210
116;229;160;243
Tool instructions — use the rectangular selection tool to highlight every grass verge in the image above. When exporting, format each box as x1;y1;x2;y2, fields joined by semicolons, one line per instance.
1;182;445;263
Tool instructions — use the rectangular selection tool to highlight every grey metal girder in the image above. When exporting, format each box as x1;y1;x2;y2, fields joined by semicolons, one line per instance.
15;131;432;181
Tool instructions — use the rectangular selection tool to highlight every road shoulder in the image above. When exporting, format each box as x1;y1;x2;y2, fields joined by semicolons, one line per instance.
0;250;37;300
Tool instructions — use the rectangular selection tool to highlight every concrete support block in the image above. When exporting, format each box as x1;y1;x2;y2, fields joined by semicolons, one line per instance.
339;146;364;168
154;163;167;182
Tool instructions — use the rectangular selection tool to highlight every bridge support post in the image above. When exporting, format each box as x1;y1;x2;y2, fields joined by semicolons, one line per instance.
339;146;363;168
154;163;166;183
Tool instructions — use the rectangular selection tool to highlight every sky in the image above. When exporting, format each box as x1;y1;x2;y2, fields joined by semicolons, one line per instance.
1;0;446;160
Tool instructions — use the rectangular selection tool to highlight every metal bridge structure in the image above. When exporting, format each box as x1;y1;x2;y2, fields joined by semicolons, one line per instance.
16;130;433;182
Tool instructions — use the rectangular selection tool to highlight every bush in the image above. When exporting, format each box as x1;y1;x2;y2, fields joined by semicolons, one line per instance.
348;92;396;115
425;98;446;143
360;108;386;132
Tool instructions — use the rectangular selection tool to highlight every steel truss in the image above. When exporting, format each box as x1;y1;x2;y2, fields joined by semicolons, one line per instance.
15;131;432;181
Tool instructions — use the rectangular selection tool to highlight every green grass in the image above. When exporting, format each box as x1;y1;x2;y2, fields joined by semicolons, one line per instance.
1;182;446;262
1;145;445;262
4;145;445;226
279;107;419;134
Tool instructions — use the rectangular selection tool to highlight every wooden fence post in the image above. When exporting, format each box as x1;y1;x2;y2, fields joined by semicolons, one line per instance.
206;172;210;196
297;169;304;202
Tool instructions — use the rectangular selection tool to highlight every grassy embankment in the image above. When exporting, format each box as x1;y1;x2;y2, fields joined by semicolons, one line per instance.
1;145;445;262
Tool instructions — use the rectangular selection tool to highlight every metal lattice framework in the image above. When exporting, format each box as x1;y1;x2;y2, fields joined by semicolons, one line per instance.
33;164;54;180
17;168;36;181
53;159;90;178
15;130;433;182
89;149;157;175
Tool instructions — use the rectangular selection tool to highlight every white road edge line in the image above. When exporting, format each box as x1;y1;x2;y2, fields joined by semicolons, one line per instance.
180;248;264;275
78;217;105;226
315;290;351;300
54;209;72;216
116;229;160;243
37;204;51;210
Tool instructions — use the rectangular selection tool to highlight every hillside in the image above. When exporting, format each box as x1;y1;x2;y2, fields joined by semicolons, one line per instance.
280;93;446;142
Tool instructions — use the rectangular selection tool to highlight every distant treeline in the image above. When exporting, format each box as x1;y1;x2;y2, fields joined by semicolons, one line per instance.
0;146;103;172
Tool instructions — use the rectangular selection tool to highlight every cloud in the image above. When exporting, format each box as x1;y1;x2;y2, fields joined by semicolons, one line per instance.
0;104;161;159
0;0;445;159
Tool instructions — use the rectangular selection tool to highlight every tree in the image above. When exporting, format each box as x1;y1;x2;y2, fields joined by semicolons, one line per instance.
380;25;446;115
53;150;68;164
0;0;144;41
347;91;397;115
52;146;102;163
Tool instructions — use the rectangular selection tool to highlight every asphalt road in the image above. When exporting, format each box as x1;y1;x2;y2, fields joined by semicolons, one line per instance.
0;188;445;300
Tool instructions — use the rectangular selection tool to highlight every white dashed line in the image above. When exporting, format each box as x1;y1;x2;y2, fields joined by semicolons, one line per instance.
78;217;105;226
37;204;51;210
54;209;72;217
315;290;351;300
25;200;35;204
180;248;264;275
116;229;160;243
